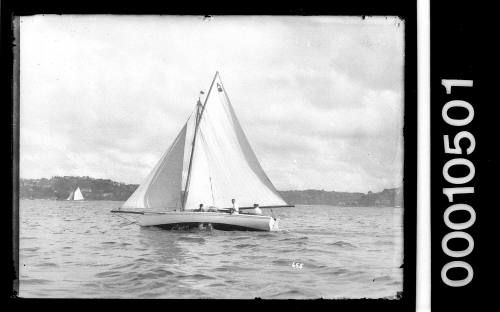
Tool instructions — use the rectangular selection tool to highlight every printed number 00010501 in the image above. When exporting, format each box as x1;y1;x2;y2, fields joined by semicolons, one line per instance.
440;79;475;288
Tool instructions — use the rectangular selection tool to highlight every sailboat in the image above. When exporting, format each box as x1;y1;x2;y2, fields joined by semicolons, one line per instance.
67;187;84;201
112;72;293;231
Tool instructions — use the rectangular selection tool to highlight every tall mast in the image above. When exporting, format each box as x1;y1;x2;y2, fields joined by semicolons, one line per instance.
181;71;219;210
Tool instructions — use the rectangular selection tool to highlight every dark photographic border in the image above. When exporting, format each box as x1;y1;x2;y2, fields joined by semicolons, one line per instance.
4;1;417;310
430;1;485;310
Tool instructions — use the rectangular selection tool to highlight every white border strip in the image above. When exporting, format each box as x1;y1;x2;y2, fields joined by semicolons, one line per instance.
417;0;431;311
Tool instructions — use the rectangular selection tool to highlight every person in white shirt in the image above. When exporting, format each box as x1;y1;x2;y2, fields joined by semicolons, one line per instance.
244;203;262;215
231;198;239;214
252;203;262;215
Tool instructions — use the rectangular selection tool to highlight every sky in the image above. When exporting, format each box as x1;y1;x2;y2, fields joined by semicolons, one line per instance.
20;15;404;193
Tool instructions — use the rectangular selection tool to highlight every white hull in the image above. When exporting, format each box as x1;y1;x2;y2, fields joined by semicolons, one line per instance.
66;198;84;201
138;211;279;231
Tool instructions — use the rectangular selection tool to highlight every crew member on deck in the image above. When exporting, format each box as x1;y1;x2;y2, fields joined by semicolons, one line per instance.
252;203;262;215
199;203;208;212
231;198;239;214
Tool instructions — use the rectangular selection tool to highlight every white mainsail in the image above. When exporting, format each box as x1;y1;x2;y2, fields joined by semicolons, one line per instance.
73;187;84;201
183;74;286;209
67;187;84;200
121;72;287;212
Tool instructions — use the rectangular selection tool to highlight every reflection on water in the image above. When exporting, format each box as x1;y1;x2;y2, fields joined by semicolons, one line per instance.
19;200;403;299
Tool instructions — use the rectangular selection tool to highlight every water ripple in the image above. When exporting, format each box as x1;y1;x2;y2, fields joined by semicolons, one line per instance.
330;241;357;248
19;200;403;299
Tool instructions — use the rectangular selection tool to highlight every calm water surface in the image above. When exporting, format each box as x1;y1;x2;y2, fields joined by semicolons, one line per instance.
19;200;403;299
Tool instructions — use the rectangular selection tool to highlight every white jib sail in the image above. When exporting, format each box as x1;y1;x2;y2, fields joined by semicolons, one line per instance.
183;74;287;210
121;122;188;211
66;190;74;200
73;187;84;201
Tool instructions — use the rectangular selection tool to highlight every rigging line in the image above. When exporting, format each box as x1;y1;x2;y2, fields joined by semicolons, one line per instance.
181;72;219;210
217;75;260;199
198;127;217;208
179;112;195;207
209;177;215;207
218;74;287;204
181;105;201;210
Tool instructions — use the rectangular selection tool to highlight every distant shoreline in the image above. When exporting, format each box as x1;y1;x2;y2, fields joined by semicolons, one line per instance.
19;176;403;207
19;198;403;209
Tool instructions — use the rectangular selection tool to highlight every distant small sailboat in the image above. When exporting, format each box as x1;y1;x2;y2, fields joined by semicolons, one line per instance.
67;187;84;201
112;72;293;231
